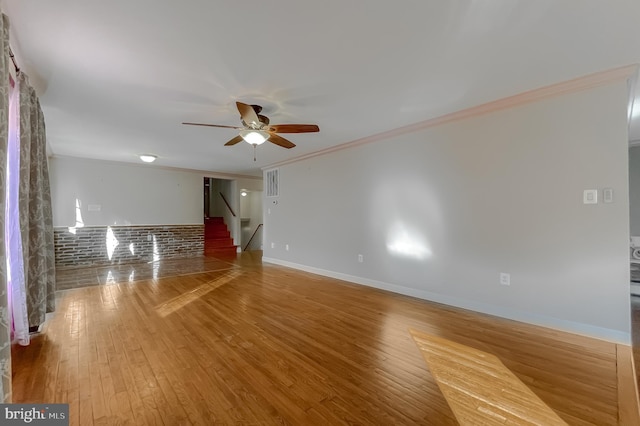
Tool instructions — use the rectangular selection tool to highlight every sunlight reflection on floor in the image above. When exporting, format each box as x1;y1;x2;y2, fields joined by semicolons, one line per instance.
155;271;242;317
410;329;567;426
55;257;239;290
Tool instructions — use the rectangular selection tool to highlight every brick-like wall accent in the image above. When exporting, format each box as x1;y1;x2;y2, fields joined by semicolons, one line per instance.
54;225;204;267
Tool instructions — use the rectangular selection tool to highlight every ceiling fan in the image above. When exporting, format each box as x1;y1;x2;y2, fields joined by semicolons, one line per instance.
183;102;319;160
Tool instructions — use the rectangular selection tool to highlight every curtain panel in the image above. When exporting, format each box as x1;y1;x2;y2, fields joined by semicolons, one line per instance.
7;64;29;346
18;73;55;328
0;13;12;403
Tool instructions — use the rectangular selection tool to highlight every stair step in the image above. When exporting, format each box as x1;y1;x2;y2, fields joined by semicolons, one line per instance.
205;246;238;257
203;217;236;257
206;217;225;223
205;238;234;248
206;224;229;230
205;230;230;238
206;222;228;228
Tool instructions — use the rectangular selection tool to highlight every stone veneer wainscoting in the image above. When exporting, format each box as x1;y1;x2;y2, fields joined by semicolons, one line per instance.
54;225;204;267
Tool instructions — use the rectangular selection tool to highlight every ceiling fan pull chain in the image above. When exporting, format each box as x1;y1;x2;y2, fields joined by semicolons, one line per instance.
253;144;257;162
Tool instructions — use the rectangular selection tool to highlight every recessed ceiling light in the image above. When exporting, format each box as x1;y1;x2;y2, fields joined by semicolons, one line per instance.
241;191;248;197
139;154;157;163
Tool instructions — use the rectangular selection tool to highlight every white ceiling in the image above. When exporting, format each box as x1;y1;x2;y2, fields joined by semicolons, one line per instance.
3;0;640;177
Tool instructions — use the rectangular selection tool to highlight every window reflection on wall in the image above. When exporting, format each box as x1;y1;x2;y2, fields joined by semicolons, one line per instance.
106;226;119;260
152;235;160;279
386;221;431;260
68;198;85;234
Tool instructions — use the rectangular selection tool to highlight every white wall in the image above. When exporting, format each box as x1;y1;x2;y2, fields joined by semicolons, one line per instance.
208;178;233;219
240;191;264;250
51;157;263;228
263;81;631;342
249;191;263;235
237;178;264;192
51;157;204;226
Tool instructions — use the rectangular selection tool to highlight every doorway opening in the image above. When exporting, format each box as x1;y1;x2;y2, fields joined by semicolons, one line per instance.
239;188;264;251
203;177;238;257
203;177;264;255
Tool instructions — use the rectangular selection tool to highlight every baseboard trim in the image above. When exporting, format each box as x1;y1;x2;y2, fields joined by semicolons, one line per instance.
263;257;630;344
617;344;640;424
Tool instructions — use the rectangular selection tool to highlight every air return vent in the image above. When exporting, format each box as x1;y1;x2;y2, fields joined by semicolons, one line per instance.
265;169;279;197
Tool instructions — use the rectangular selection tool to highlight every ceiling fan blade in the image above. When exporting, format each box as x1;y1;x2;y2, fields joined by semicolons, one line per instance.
182;122;242;129
268;133;296;149
269;124;319;133
236;102;261;127
224;135;244;146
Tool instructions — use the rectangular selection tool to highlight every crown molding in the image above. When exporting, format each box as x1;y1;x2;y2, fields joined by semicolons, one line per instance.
265;64;640;171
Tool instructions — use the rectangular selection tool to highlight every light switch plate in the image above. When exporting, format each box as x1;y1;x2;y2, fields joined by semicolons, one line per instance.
603;188;613;203
583;189;598;204
500;273;510;286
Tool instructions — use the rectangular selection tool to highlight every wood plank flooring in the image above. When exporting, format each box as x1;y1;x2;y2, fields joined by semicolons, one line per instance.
11;252;630;425
410;329;567;425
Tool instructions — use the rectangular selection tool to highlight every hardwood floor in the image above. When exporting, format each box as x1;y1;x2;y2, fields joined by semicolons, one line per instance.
11;252;632;425
410;330;567;425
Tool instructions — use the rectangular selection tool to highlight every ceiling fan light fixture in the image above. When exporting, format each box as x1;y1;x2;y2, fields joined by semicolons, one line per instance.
239;129;269;145
139;154;157;163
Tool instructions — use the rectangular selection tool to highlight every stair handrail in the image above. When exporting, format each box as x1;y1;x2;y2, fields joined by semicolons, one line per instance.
219;192;236;217
244;223;263;251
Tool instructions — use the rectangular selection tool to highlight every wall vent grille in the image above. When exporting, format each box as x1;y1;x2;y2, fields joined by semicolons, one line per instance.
265;169;279;197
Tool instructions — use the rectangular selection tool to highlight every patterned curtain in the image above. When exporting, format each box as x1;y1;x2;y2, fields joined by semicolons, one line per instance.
7;62;29;346
0;13;12;404
18;73;55;328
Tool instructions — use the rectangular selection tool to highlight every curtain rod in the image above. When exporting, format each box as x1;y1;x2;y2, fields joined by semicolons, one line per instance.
9;47;19;73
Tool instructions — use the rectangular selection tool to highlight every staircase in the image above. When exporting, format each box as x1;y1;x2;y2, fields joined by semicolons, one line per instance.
204;217;237;257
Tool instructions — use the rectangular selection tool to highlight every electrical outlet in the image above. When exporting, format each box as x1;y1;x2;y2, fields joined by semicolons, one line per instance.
358;254;364;263
500;273;510;286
